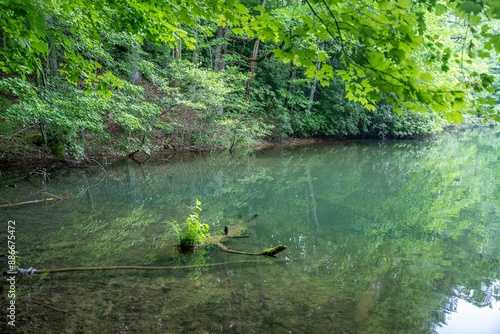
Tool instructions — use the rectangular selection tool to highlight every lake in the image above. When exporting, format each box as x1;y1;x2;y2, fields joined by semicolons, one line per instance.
1;127;499;333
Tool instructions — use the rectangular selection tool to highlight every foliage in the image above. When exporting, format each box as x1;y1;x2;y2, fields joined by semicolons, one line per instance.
171;200;210;252
366;102;446;138
304;77;370;137
0;76;163;156
0;77;108;156
274;0;499;120
107;81;163;151
156;60;271;150
1;0;500;159
0;0;50;76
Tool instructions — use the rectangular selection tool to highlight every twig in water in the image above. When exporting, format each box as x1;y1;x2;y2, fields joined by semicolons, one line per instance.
31;300;68;314
0;196;67;208
8;260;286;276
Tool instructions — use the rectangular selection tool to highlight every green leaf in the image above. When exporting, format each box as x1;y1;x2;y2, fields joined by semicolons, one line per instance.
483;42;493;51
457;1;483;15
419;72;433;82
254;5;265;13
389;48;406;62
260;27;276;41
396;0;410;9
235;3;249;15
378;1;393;10
179;8;195;25
319;65;333;86
446;111;464;124
477;50;490;58
232;27;244;35
468;14;482;25
305;64;317;78
31;40;48;54
435;4;448;15
491;35;500;53
365;104;376;112
317;50;328;62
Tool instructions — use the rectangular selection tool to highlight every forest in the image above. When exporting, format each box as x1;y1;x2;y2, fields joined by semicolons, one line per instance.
0;0;499;160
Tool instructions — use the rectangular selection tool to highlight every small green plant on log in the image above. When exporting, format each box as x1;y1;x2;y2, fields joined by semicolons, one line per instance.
171;200;210;252
168;200;287;257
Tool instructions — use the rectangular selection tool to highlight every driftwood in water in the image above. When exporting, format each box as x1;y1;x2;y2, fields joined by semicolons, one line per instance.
203;227;287;257
0;196;65;208
200;215;287;258
212;241;287;257
5;259;285;277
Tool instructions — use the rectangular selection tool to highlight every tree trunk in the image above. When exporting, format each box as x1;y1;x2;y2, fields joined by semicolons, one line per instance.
42;15;58;86
214;25;228;72
245;39;261;101
306;71;319;112
193;24;199;65
245;0;266;101
130;47;142;84
39;122;48;146
173;37;182;59
214;25;228;114
284;64;295;110
307;42;324;112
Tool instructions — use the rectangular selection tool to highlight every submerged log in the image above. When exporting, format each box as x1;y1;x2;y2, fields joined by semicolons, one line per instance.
212;241;287;257
202;218;287;258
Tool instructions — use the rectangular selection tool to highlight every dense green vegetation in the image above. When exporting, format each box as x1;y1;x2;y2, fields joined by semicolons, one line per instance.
170;200;211;251
0;0;499;159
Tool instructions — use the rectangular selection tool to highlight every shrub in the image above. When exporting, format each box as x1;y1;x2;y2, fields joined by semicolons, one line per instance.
170;200;210;252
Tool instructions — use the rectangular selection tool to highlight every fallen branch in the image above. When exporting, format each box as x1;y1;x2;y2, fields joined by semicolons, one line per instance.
0;196;66;208
0;197;12;205
31;300;68;314
5;259;285;276
202;222;287;257
213;242;287;257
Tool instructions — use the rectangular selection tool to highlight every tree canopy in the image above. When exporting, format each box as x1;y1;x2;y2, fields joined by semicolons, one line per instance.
0;0;499;157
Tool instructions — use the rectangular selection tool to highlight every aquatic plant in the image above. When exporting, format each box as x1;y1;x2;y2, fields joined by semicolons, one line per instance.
170;200;210;252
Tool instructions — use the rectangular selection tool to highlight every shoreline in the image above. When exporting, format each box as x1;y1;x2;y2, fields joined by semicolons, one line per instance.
0;137;323;178
0;123;496;179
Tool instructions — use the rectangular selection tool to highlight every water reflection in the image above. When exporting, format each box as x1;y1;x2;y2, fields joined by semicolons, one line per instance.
437;281;500;334
0;128;499;333
438;280;500;334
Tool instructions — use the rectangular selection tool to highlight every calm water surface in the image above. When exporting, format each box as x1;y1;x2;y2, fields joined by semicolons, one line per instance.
1;128;499;333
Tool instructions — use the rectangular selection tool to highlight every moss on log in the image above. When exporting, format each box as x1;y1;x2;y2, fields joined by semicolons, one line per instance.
200;217;287;257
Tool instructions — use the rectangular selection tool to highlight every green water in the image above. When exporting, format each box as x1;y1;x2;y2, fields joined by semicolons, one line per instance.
1;128;499;333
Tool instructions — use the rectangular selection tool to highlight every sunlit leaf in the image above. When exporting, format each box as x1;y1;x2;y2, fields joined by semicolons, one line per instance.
457;1;483;15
